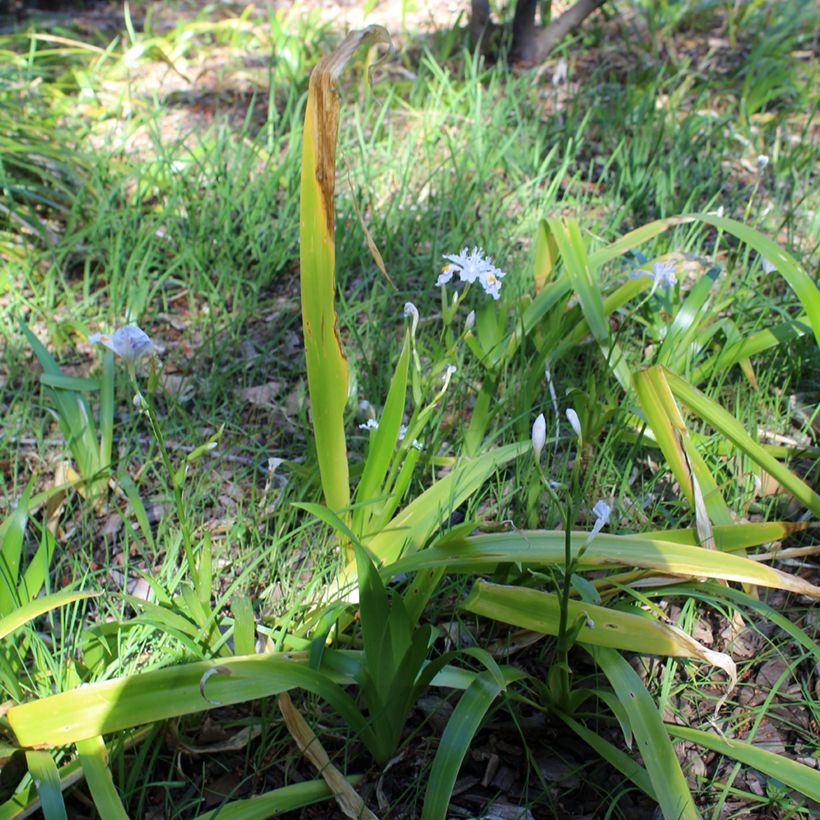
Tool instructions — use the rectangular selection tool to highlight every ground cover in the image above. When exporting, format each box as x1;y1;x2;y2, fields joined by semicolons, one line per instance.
0;1;818;817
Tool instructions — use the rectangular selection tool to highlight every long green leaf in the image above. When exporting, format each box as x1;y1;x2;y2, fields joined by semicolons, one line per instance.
586;214;820;350
194;778;357;820
76;736;128;820
7;654;374;753
300;26;391;515
325;442;529;606
653;582;820;661
557;713;656;800
656;267;719;368
366;442;528;565
353;332;411;536
664;367;820;515
0;590;97;642
463;580;735;682
592;648;698;820
25;752;67;820
696;215;820;350
666;724;820;803
691;315;809;384
386;531;820;597
0;481;32;616
634;366;734;527
421;670;505;820
549;217;632;389
636;521;810;552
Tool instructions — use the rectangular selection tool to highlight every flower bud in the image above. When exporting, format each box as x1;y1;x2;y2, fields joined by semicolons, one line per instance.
531;414;546;461
566;408;582;440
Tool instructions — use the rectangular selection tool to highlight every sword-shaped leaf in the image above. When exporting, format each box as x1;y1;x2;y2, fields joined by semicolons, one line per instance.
300;26;391;515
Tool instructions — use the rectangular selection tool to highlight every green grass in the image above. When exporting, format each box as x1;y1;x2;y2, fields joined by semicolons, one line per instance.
0;0;818;817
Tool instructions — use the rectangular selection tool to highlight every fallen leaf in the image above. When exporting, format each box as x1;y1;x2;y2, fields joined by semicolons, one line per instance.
241;381;283;408
278;692;377;820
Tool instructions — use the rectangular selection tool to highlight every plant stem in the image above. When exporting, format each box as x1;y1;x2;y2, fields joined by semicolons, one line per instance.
134;383;196;586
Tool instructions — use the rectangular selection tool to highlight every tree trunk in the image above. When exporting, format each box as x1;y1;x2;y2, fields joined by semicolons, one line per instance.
511;0;538;61
512;0;607;64
469;0;494;49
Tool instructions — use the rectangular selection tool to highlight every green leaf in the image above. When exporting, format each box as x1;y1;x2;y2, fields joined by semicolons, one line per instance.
667;724;820;803
300;28;391;515
557;713;656;800
194;778;357;820
636;521;811;552
326;442;529;602
386;530;820;597
25;752;67;820
39;374;100;391
231;595;256;656
634;366;734;528
591;648;698;820
99;350;114;475
533;218;559;291
76;736;128;820
7;654;376;756
548;218;632;390
0;590;97;642
353;332;411;536
655;582;820;661
696;214;820;350
366;442;529;566
116;470;155;551
586;213;820;350
462;580;735;682
691;315;809;384
0;481;32;616
21;321;102;483
421;669;505;820
656;266;719;368
663;367;820;516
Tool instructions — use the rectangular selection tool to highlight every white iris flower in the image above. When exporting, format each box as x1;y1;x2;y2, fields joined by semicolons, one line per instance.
88;326;154;362
588;500;612;541
437;247;507;300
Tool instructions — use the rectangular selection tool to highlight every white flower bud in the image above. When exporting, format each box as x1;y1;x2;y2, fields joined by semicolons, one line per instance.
566;408;582;440
464;310;475;332
531;413;546;461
